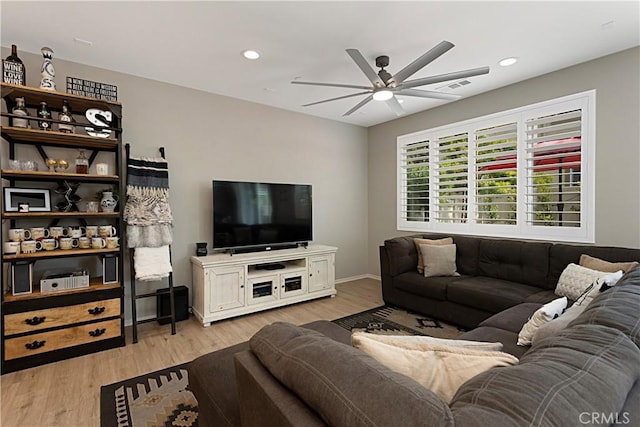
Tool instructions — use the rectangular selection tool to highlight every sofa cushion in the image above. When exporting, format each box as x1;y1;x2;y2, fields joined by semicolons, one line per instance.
447;277;542;313
394;272;461;301
479;302;543;333
385;236;421;277
451;325;640;426
478;239;551;288
250;322;454;427
458;326;528;358
450;235;481;276
524;289;558;304
351;332;517;403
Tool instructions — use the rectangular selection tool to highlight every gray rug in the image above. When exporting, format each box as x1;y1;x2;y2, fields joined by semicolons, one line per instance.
333;305;466;338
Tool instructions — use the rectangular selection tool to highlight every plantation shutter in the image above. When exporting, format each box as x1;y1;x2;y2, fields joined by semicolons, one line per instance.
475;123;518;224
434;132;468;223
399;139;430;223
525;109;582;227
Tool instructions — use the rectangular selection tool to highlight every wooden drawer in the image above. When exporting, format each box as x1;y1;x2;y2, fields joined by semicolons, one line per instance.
4;318;121;360
4;298;120;335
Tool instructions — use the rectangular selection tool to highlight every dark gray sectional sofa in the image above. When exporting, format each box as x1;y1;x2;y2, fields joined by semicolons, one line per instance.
380;233;640;328
188;235;640;426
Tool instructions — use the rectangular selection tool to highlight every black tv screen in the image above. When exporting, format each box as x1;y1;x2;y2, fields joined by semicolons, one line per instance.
213;180;312;251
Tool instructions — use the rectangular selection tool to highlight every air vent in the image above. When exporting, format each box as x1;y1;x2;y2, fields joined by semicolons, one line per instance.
437;79;472;91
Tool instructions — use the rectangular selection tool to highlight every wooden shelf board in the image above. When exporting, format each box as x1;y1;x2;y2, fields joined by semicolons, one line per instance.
3;247;119;261
2;279;121;303
1;82;121;110
1;127;119;149
1;169;119;182
2;211;119;219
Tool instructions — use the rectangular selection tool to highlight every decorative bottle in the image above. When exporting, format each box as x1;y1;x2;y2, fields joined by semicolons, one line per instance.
37;101;51;130
100;191;118;213
75;149;89;174
11;97;29;128
39;47;56;91
3;44;26;85
58;100;76;133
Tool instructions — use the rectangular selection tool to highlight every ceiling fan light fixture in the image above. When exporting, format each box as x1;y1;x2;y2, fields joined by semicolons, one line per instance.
373;89;393;101
242;50;260;60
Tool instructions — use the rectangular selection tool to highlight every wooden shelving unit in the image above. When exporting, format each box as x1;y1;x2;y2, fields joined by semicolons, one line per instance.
1;82;126;374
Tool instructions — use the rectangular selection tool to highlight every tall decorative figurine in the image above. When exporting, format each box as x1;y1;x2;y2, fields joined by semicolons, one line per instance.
39;47;56;91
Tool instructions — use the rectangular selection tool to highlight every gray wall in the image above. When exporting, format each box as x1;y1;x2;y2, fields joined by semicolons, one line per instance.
368;47;640;276
1;49;369;322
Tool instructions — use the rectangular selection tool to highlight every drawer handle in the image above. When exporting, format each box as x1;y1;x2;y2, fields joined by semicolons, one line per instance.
89;328;106;337
25;340;46;350
25;316;46;326
88;306;106;315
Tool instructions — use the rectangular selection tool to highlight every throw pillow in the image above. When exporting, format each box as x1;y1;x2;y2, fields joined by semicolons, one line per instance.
517;296;568;346
352;332;518;403
555;263;611;300
419;244;460;277
414;237;454;273
579;254;639;273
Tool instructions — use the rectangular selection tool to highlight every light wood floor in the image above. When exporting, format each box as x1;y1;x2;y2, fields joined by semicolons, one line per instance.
0;278;382;427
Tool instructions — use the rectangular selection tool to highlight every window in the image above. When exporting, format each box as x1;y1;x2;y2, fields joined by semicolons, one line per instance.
397;91;595;243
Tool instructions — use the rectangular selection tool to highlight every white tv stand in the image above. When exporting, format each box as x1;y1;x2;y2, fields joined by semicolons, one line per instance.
191;245;337;326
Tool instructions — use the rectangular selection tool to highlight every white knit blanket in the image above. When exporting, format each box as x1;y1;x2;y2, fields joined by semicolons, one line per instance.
134;246;172;281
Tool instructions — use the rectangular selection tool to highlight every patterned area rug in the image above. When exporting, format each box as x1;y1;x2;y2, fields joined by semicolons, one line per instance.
100;363;198;427
333;305;467;338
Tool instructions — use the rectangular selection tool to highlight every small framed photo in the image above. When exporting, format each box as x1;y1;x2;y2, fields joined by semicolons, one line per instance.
3;188;51;212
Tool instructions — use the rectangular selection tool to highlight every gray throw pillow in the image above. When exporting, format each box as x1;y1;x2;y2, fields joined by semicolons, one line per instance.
419;243;460;277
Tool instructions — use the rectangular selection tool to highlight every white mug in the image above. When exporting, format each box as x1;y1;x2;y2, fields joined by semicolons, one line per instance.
78;237;91;249
66;226;86;238
41;238;59;251
8;228;30;242
29;227;49;240
91;237;106;249
105;236;119;249
59;237;79;250
98;225;117;238
85;225;99;238
21;240;42;253
4;241;21;254
95;163;109;175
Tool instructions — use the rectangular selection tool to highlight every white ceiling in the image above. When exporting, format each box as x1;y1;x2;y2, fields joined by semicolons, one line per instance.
2;1;639;127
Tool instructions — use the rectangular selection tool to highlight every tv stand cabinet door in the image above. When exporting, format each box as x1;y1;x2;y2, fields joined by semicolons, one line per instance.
208;266;246;313
308;254;335;293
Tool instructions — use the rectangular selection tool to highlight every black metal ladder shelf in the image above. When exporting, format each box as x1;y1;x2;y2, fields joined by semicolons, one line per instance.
125;144;176;343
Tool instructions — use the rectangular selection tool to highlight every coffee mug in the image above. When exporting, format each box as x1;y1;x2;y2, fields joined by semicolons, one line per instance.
95;163;109;175
21;240;42;253
59;237;79;250
49;226;68;239
85;225;99;238
4;241;21;254
91;237;106;249
66;226;86;238
29;227;49;240
8;228;30;242
105;236;119;249
98;225;117;238
41;238;59;251
86;201;100;213
78;237;91;249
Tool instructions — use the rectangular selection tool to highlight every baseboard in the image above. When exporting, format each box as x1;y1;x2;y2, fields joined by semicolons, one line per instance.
336;274;380;284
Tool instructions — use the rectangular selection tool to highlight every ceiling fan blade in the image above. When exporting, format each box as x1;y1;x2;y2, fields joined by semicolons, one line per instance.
302;91;372;107
396;88;461;101
343;95;374;116
346;49;384;87
292;81;372;90
391;41;455;85
386;96;404;116
398;66;490;90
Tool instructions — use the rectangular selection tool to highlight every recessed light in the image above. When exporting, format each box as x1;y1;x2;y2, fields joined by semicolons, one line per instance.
242;50;260;60
499;57;518;67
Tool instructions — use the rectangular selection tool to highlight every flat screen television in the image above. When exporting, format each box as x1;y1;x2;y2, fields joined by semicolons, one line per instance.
212;180;312;252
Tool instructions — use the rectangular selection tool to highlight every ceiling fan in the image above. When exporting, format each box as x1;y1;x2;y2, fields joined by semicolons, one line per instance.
292;41;490;117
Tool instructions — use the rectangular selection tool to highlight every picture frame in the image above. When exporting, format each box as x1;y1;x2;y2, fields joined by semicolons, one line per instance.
3;188;51;212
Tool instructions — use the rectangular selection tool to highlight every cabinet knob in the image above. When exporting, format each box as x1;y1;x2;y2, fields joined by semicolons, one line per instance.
25;316;46;326
89;328;106;337
240;285;244;288
25;340;46;350
88;306;106;315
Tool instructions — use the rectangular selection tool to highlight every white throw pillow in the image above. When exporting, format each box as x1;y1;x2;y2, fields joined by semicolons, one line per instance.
413;237;454;273
517;296;568;346
351;332;518;403
419;244;460;278
555;263;611;301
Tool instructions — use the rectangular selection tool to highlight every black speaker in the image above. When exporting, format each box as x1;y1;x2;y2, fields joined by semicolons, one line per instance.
102;255;118;284
11;262;32;296
156;286;189;325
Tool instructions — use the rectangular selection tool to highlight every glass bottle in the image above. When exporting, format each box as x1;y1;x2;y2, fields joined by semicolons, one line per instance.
75;149;89;174
37;101;51;130
58;100;76;134
11;97;29;128
3;44;26;85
